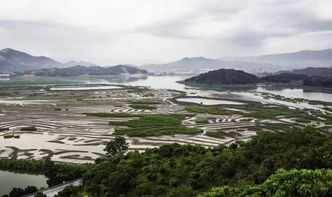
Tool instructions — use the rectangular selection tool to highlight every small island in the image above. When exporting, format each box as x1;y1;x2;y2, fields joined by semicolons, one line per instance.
183;69;259;85
183;67;332;88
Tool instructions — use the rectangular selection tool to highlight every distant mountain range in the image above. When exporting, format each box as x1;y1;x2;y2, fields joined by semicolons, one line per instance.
0;48;146;76
141;57;281;74
0;48;65;73
142;49;332;74
2;48;332;75
276;66;332;78
26;65;148;76
224;49;332;68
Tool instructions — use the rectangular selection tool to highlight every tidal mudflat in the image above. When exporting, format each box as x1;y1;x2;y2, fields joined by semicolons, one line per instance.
0;76;331;164
176;97;244;105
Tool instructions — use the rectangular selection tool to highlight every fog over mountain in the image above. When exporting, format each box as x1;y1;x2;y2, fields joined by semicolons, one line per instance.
141;57;281;74
65;60;99;67
277;66;332;78
223;49;332;68
141;48;332;74
2;48;332;75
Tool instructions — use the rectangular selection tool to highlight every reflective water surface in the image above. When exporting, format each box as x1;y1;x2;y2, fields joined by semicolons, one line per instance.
0;170;47;195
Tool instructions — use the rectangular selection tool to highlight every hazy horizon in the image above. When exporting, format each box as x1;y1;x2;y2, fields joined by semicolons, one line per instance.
0;0;332;65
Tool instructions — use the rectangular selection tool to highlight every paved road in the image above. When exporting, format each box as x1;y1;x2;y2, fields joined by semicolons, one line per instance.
24;178;82;197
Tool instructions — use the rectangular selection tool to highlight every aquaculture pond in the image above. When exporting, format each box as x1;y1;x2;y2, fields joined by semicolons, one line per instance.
0;170;47;195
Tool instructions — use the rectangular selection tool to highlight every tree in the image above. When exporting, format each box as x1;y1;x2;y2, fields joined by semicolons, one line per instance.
34;192;47;197
24;186;38;194
198;169;332;197
54;186;81;197
8;188;25;197
104;136;129;157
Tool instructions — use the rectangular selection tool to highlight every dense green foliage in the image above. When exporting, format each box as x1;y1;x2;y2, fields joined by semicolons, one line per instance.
43;159;87;186
83;127;332;197
1;186;38;197
261;73;307;83
111;114;202;137
34;192;47;197
199;169;332;197
0;159;46;173
104;136;129;157
54;186;82;197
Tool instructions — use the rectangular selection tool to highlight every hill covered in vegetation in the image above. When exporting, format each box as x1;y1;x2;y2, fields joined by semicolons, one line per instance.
278;66;332;78
183;69;260;84
183;68;332;88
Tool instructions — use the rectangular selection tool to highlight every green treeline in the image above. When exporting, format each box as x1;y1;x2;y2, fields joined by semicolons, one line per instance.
199;169;332;197
83;127;332;197
3;127;332;196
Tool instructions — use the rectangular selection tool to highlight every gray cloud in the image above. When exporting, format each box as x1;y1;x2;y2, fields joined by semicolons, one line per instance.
0;0;331;63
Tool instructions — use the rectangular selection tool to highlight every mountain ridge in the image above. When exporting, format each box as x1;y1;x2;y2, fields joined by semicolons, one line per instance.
141;57;280;74
0;48;65;73
222;48;332;68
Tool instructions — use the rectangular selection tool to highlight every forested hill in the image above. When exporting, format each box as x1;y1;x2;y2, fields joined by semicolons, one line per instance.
183;68;332;88
26;65;148;76
183;69;260;84
277;66;332;78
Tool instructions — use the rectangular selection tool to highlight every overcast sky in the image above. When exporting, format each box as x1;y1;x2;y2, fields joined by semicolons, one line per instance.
0;0;331;65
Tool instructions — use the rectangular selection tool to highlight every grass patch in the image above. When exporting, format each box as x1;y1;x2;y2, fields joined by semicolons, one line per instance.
20;126;37;131
111;114;202;137
295;118;312;123
206;131;241;139
129;100;160;105
185;106;234;115
261;123;294;131
127;87;149;93
129;104;157;110
246;105;302;119
308;100;332;106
